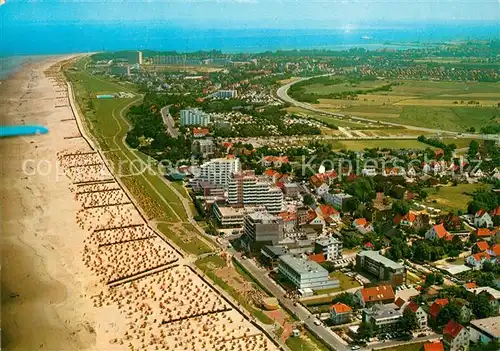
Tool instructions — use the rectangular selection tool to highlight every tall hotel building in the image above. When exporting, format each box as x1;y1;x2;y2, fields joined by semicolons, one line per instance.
180;108;211;126
198;157;241;187
227;170;283;213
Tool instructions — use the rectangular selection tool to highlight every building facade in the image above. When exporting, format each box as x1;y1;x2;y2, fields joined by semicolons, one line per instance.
198;157;241;187
315;237;343;261
243;211;284;244
277;255;339;290
180;108;211;126
227;170;283;213
356;250;406;286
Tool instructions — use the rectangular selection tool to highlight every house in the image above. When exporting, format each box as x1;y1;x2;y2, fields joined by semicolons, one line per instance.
471;169;484;178
363;304;402;333
279;211;298;233
443;213;463;231
487;243;500;258
429;298;449;321
356;284;395;307
394;211;417;227
474;210;493;228
442;320;469;351
466;287;500;315
472;241;490;254
310;170;338;188
330;302;353;325
315;183;330;196
476;227;493;240
466;252;492;270
424;341;445;351
383;167;406;177
353;218;374;234
262;155;289;167
192;127;209;138
317;204;340;224
403;301;428;330
407;167;418;178
362;167;377;177
425;223;452;241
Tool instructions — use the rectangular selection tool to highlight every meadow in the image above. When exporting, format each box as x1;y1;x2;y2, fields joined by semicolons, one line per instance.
422;183;492;213
293;78;500;132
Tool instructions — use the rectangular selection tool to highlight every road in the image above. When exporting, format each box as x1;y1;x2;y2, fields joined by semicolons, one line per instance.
276;76;500;141
228;248;351;351
160;105;179;138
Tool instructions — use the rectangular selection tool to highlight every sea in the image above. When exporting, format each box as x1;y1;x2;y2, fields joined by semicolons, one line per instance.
1;22;497;77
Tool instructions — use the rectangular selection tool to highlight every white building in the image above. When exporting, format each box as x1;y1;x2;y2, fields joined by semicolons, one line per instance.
469;316;500;345
213;204;245;227
138;51;143;65
198;157;241;187
214;90;237;99
278;255;339;291
180;108;211;126
315;237;343;261
330;193;353;211
227;171;283;213
474;210;493;228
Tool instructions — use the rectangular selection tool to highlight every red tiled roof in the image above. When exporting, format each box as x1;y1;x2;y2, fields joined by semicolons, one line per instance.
354;218;368;226
394;297;406;308
192;127;209;135
476;228;491;237
405;301;420;313
319;204;339;218
424;341;444;351
429;298;449;318
475;241;490;252
279;211;297;222
491;206;500;217
330;302;352;314
490;244;500;256
264;169;279;177
263;156;289;163
359;285;395;303
464;282;477;289
308;253;326;263
443;320;464;339
471;252;491;262
476;209;486;216
433;223;449;239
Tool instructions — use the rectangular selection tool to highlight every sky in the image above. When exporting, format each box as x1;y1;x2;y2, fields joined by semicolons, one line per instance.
1;0;499;28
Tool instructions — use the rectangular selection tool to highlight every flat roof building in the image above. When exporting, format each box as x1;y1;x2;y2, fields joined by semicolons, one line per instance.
244;211;284;245
278;255;339;291
315;237;343;261
356;250;406;286
469;316;500;344
213;204;245;227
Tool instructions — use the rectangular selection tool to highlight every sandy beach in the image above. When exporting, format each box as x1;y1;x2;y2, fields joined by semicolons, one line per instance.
1;56;279;351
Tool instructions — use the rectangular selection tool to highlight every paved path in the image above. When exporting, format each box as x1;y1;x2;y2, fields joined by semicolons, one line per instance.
228;249;350;351
160;105;179;138
276;76;500;141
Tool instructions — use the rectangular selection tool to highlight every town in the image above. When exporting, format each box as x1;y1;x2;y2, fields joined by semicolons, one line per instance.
65;44;500;351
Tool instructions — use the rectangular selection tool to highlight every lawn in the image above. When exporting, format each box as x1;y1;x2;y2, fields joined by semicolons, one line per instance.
195;255;274;325
333;139;431;151
377;342;424;351
329;271;361;290
423;183;492;213
157;223;212;256
286;331;330;351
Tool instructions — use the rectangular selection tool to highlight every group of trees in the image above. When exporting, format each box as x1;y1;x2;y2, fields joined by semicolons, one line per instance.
467;188;499;215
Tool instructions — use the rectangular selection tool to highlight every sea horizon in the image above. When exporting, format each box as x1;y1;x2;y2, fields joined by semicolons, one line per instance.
1;21;498;56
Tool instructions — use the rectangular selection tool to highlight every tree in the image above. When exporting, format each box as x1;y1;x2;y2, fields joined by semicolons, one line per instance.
437;302;461;326
332;292;359;309
356;322;376;341
399;308;419;334
413;240;431;262
392;200;410;216
468;140;479;158
435;274;444;285
472;292;493;319
425;273;436;286
303;194;315;206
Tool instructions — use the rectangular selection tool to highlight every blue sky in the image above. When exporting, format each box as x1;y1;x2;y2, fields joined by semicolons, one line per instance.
1;0;499;28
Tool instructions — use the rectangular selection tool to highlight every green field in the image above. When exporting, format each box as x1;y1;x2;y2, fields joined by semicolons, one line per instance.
286;331;330;351
195;255;274;325
333;139;431;151
291;78;500;132
423;183;492;213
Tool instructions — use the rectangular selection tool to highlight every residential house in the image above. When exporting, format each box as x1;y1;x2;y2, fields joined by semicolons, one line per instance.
356;284;395;307
353;218;374;234
474;210;493;228
279;211;298;233
330;302;353;325
442;320;469;351
443;213;463;231
316;204;341;225
383;167;406;177
407;167;418;178
262;156;289;167
316;183;330;197
466;252;493;270
487;243;500;259
429;298;449;322
472;241;490;254
466;287;500;315
470;169;484;178
425;223;453;241
476;227;495;241
363;304;402;333
192;127;210;138
403;301;428;330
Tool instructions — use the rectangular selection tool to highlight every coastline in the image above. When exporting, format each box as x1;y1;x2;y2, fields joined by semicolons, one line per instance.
0;56;98;350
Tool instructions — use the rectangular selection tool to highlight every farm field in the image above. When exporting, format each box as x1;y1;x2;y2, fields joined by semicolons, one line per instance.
290;78;500;132
422;183;492;213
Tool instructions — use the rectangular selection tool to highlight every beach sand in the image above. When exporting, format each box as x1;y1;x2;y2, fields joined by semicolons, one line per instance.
1;57;280;351
1;57;98;350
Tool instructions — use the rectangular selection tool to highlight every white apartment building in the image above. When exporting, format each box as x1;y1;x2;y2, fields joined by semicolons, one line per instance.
227;171;283;213
180;108;211;126
278;255;339;290
198;157;241;187
315;237;343;261
214;90;237;99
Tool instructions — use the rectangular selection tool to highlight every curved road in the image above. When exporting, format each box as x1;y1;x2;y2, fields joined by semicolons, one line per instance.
276;76;499;141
